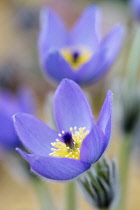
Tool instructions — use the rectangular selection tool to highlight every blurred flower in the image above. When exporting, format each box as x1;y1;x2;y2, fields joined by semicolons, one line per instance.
13;79;112;181
78;158;119;209
130;0;140;21
39;5;124;85
0;87;36;150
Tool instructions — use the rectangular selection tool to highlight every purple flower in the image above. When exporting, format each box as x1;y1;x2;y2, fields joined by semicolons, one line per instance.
38;5;124;85
13;79;112;181
130;0;140;21
0;87;35;150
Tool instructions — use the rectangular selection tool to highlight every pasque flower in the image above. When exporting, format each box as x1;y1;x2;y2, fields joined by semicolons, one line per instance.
0;88;35;150
130;0;140;21
13;79;112;181
39;5;124;85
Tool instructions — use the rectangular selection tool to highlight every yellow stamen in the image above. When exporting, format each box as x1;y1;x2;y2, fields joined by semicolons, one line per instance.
49;127;89;160
61;48;92;70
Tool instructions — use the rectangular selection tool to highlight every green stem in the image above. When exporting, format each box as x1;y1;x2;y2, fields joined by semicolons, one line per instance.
116;134;132;210
66;182;76;210
125;26;140;94
33;177;55;210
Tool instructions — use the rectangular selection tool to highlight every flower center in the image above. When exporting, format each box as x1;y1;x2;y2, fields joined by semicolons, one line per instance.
61;132;74;149
61;48;92;70
49;127;89;159
72;51;80;63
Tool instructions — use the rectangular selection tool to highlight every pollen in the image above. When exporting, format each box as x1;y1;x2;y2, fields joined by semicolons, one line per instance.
49;127;89;160
61;48;92;70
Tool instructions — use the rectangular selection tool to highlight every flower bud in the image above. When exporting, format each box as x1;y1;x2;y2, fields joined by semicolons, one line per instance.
78;158;119;209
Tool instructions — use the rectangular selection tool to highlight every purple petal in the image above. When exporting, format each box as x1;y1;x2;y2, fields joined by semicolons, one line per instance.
97;90;112;140
0;90;19;115
13;113;58;155
0;90;21;149
99;25;124;61
80;91;112;164
0;111;20;149
42;51;77;82
76;25;124;85
80;124;105;164
76;48;107;84
54;79;93;131
0;88;36;149
17;148;91;181
96;25;124;77
39;8;67;59
130;0;140;21
16;87;36;114
70;4;101;50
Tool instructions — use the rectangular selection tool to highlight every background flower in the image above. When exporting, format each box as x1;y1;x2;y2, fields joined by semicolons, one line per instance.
39;4;124;85
0;87;36;150
130;0;140;21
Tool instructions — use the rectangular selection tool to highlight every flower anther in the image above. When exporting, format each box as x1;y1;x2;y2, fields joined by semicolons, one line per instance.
49;127;89;159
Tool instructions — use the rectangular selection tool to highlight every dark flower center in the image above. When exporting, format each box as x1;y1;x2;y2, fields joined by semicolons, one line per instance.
61;132;74;149
72;51;80;63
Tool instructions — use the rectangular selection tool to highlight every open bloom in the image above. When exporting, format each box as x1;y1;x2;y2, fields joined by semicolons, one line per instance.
13;79;112;181
0;87;35;150
130;0;140;21
39;5;124;85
